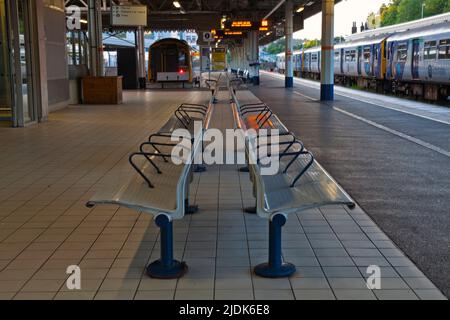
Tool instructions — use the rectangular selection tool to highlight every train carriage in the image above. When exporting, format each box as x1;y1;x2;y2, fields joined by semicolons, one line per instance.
275;52;285;73
148;38;193;83
271;14;450;101
334;35;388;89
386;22;450;99
303;47;321;79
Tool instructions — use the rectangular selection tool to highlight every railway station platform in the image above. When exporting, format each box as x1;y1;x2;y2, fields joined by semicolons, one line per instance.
0;78;446;300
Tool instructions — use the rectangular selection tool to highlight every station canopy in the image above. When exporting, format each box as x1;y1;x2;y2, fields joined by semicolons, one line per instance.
66;0;341;45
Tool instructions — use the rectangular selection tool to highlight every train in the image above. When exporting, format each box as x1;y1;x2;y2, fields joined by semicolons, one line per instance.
275;20;450;101
148;38;193;83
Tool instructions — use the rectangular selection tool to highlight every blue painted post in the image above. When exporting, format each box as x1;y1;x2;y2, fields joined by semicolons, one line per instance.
285;0;294;88
254;214;296;278
159;216;173;267
320;0;335;101
146;215;188;279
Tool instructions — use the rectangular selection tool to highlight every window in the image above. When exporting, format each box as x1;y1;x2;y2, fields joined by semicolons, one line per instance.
363;46;371;62
334;51;340;61
345;50;356;62
311;53;318;62
179;52;187;67
438;39;450;60
424;41;437;60
66;31;88;66
397;43;408;62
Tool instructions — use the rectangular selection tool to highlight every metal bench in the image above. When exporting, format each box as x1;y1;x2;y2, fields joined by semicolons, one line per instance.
230;85;355;278
86;87;218;279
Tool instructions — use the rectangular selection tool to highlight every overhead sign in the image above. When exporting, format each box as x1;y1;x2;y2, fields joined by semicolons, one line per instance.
224;20;270;31
203;31;213;43
276;26;284;37
111;5;147;27
214;30;248;40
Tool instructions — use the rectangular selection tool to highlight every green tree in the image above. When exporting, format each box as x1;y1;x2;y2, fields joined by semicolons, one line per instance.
380;1;399;26
378;0;450;27
396;0;422;23
424;0;448;16
444;0;450;11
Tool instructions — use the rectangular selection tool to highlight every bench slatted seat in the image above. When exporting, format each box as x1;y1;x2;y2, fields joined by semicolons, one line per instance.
86;81;220;279
87;158;187;216
230;80;355;278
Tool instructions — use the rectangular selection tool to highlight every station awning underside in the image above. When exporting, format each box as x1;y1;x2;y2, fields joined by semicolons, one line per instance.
67;0;341;45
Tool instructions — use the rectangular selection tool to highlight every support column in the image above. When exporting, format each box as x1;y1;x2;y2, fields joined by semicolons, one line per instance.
88;0;103;77
285;0;293;88
34;0;49;122
321;0;335;101
136;27;146;89
250;31;260;85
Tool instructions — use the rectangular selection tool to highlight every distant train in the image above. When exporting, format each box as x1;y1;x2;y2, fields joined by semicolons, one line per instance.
148;38;193;83
276;21;450;101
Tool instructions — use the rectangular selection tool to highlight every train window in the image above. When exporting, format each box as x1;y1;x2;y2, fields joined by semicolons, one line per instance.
397;43;408;62
350;50;356;62
311;53;318;62
179;52;187;66
424;41;437;60
345;50;355;62
334;51;340;61
363;46;371;62
438;39;450;59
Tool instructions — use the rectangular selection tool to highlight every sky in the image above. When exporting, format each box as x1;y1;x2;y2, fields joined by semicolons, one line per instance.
294;0;392;39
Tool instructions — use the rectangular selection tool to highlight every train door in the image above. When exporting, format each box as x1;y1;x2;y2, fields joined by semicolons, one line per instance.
318;52;321;73
412;39;420;80
340;48;344;74
357;46;362;75
371;44;376;77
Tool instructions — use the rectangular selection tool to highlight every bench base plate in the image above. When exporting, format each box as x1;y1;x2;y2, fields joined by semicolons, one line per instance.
186;205;199;215
147;260;188;279
244;207;257;214
254;262;296;278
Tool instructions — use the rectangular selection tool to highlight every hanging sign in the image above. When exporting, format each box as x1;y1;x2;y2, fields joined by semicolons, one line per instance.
111;5;148;27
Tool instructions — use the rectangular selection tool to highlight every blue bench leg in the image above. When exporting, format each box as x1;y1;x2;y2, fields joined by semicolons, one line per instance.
244;204;257;215
147;215;188;279
239;166;249;173
254;214;296;278
193;164;207;173
185;199;199;215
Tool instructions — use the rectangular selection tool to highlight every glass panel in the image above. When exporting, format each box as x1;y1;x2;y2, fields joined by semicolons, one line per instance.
17;0;33;123
0;0;12;123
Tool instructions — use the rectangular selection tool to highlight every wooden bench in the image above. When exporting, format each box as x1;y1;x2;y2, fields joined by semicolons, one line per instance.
86;85;219;279
230;83;355;278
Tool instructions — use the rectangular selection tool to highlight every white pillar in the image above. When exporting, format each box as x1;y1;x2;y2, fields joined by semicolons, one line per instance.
321;0;335;100
285;0;293;88
88;0;103;76
250;31;260;85
35;0;49;122
136;27;146;88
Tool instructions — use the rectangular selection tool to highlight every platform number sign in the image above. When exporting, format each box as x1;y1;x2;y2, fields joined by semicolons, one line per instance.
203;31;213;43
276;26;284;37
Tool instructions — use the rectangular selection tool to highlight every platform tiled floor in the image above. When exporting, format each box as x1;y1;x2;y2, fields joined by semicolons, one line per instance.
0;87;446;300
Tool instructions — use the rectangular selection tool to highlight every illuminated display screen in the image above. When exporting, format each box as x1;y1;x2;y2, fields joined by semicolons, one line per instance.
224;20;270;31
213;29;247;39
